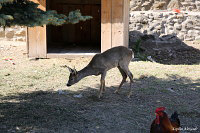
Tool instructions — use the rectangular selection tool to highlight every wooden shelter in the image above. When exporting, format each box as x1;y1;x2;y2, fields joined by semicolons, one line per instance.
27;0;130;58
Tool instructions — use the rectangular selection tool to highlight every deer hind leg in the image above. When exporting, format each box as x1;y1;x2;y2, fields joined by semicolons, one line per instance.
114;66;127;94
120;66;134;98
127;70;134;98
98;71;106;98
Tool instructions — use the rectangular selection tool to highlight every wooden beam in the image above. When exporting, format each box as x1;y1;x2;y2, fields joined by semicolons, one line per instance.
28;26;47;58
111;0;124;47
52;0;101;5
28;0;47;58
101;0;112;52
31;0;46;10
123;0;129;47
47;53;96;58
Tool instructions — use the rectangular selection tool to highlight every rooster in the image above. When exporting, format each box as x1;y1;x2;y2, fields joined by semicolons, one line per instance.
150;107;180;133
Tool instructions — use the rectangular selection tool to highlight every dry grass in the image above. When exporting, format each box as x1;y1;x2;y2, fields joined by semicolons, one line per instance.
0;41;200;132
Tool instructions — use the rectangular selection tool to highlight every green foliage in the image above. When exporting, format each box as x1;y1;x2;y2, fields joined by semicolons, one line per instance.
134;39;142;54
131;38;148;61
0;0;92;27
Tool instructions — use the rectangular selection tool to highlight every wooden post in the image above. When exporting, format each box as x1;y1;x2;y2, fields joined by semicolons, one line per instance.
123;0;130;47
112;0;124;47
101;0;112;52
101;0;129;52
28;0;47;58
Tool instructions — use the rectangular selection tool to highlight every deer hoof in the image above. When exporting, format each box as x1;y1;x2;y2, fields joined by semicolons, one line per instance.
98;94;102;99
114;90;119;94
127;93;132;99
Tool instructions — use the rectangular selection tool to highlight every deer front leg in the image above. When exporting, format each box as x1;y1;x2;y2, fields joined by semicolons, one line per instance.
98;72;106;98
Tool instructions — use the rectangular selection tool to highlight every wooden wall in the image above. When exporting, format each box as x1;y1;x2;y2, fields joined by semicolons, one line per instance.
27;0;130;57
101;0;129;52
47;0;101;48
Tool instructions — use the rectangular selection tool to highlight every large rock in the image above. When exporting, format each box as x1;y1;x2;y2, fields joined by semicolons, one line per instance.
167;0;182;10
195;35;200;40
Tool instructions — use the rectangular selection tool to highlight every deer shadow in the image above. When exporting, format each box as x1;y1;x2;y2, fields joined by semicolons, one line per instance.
0;74;200;133
129;30;200;65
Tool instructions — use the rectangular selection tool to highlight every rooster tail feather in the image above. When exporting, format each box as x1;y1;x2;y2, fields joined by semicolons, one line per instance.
171;111;179;119
170;111;180;126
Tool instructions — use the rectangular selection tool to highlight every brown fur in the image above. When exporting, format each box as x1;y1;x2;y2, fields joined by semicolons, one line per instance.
66;46;134;98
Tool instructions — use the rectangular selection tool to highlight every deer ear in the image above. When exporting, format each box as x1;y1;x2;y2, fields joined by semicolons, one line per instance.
66;66;74;73
73;66;77;75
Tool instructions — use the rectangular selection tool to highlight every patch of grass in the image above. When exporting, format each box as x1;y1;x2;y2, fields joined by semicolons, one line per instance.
0;43;200;132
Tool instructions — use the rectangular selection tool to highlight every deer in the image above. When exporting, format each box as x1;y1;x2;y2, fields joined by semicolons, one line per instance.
66;46;134;98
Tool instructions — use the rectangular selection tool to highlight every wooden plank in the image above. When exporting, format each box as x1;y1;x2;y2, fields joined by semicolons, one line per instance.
27;27;37;57
76;5;91;45
91;5;101;46
101;0;112;52
62;4;92;45
54;0;101;5
48;1;101;49
123;0;129;47
47;53;96;58
28;26;47;58
62;5;76;44
111;0;124;47
51;3;63;43
31;0;46;10
28;0;47;58
25;27;28;54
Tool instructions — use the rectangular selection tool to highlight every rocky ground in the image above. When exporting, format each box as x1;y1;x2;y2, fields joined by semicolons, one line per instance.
0;41;200;133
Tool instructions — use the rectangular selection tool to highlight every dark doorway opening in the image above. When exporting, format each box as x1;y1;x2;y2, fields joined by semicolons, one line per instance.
47;0;101;54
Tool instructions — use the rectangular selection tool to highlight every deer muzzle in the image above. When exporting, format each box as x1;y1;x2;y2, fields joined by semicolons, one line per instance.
67;84;71;87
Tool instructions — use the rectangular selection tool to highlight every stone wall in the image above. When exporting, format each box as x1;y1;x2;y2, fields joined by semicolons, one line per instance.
129;0;200;42
129;11;200;42
1;0;200;43
0;26;26;42
130;0;200;11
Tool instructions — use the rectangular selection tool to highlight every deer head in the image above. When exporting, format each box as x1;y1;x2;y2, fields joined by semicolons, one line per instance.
66;66;79;86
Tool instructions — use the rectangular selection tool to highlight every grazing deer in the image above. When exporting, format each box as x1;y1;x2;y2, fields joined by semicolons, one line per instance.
66;46;134;98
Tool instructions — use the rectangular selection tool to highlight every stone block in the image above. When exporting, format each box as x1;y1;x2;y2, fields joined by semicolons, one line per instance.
5;31;14;39
177;33;185;40
0;31;5;38
17;37;25;42
15;30;26;36
195;36;200;40
184;35;195;41
174;23;182;30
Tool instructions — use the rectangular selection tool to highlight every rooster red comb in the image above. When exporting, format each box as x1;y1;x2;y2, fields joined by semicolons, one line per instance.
155;107;166;113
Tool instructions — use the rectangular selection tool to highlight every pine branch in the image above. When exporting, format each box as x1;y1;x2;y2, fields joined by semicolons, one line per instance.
0;0;92;27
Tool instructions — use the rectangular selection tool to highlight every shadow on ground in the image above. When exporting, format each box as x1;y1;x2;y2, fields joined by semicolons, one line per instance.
0;74;200;133
129;31;200;65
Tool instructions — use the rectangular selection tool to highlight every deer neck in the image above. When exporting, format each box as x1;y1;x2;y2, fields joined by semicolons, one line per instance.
77;66;96;79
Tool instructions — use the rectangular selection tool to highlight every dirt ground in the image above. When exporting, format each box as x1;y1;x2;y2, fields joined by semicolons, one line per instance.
0;41;200;133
